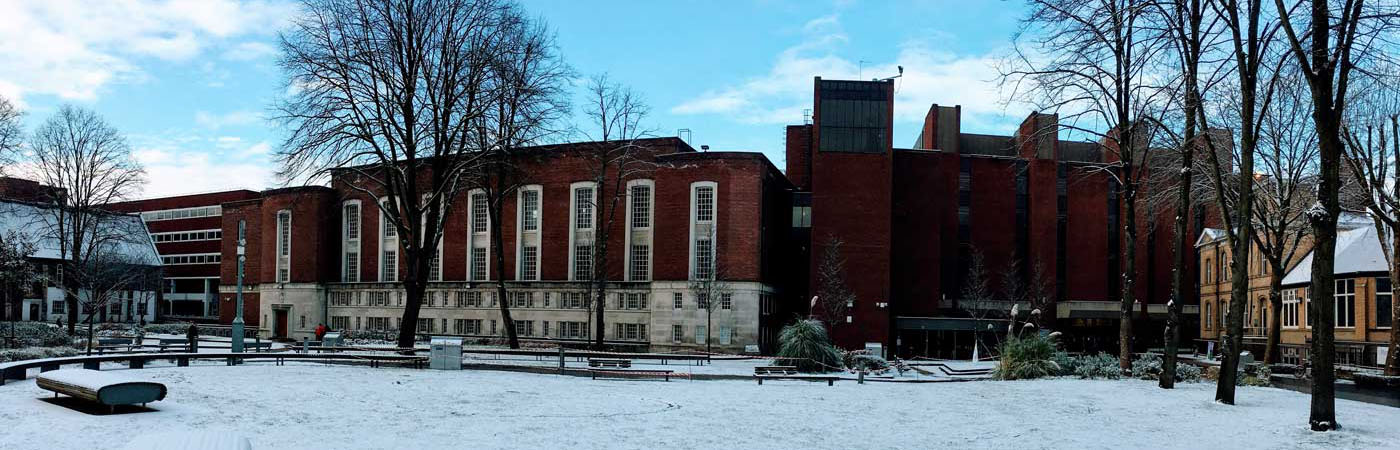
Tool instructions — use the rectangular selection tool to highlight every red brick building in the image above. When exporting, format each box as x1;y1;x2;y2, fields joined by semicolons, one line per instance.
188;138;797;352
787;77;1214;357
108;190;260;322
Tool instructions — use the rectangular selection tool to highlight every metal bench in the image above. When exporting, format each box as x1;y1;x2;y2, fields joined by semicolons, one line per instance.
588;358;632;369
588;368;674;381
754;365;839;386
37;369;167;413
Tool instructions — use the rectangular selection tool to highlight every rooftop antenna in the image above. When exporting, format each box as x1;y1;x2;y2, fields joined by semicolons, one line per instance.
701;145;710;152
678;128;692;145
858;60;870;79
802;109;812;125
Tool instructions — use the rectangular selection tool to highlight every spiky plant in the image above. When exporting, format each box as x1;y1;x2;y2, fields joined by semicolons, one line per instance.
776;319;842;373
994;332;1060;380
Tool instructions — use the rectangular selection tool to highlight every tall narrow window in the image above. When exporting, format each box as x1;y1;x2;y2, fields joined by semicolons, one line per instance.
1378;278;1393;328
380;200;398;282
575;187;594;229
695;186;715;222
276;210;291;282
630;185;651;228
472;193;489;233
630;244;650;281
574;245;593;281
1336;279;1356;328
471;248;487;281
521;246;538;281
343;202;360;282
430;253;442;281
1282;290;1298;328
694;238;713;280
522;189;540;231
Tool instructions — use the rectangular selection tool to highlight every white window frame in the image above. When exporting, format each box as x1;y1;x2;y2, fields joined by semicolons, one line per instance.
625;179;654;282
516;185;542;281
688;181;719;281
342;200;361;282
568;181;597;281
1336;278;1356;328
276;209;291;283
379;198;398;282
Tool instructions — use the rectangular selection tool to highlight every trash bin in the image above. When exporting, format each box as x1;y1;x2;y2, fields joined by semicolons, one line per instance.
429;336;463;370
322;332;342;348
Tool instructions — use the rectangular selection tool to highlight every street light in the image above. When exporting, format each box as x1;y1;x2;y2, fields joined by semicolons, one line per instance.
231;220;246;353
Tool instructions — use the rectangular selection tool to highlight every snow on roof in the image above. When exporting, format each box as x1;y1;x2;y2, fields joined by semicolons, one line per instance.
0;200;159;266
1194;228;1227;247
1281;224;1388;286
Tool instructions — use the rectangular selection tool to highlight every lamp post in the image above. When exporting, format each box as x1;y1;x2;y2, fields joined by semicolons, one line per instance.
232;220;246;353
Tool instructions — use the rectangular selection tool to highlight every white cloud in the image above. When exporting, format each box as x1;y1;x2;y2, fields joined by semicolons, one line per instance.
0;0;296;102
195;110;264;129
222;41;279;61
671;15;1023;134
129;133;277;198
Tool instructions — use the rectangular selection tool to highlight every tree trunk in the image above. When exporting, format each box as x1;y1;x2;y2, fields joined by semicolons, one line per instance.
1119;188;1138;373
1308;112;1342;431
591;241;608;350
1263;270;1284;365
490;186;519;349
1388;238;1400;376
64;271;78;336
395;251;431;350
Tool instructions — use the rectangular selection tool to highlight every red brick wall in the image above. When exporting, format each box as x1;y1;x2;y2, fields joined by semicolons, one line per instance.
892;151;946;317
785;125;812;191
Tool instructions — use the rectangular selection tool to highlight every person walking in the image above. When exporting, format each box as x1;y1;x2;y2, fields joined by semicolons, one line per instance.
186;323;199;353
314;323;328;342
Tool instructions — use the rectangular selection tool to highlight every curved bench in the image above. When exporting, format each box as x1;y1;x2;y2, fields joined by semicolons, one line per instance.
38;369;167;413
1;352;428;386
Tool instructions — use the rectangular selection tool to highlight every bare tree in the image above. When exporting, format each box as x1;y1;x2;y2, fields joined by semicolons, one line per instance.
0;95;21;174
76;249;160;355
1342;80;1400;375
467;7;571;349
1005;0;1171;372
812;234;853;333
577;74;653;349
276;0;545;348
0;231;37;345
688;226;733;354
961;248;998;360
1188;0;1288;405
1253;72;1316;366
28;105;145;335
1273;0;1398;431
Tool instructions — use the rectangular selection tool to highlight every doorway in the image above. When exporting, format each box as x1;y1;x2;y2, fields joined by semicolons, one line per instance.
274;309;289;338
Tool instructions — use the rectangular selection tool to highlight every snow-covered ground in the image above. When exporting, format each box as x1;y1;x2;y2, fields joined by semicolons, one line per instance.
2;364;1398;449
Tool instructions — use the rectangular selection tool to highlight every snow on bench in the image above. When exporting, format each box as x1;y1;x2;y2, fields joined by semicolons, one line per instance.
37;369;167;411
754;366;839;386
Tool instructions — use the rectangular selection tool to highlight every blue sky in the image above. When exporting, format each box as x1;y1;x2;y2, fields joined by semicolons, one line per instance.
0;0;1030;198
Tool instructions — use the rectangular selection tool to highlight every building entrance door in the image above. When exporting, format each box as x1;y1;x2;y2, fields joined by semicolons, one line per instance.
28;304;39;322
274;309;289;338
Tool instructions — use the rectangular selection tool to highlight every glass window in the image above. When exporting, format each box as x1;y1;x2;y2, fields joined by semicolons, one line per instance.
695;186;715;222
630;244;649;281
1336;279;1356;328
522;189;540;232
630;185;651;229
694;239;713;280
521;246;539;281
472;193;488;233
573;245;592;281
574;187;594;229
1377;278;1392;328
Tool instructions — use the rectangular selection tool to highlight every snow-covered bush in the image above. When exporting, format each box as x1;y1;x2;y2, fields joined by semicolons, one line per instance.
843;350;890;373
995;333;1060;380
775;319;841;373
1051;351;1078;376
2;322;73;349
1238;364;1271;387
0;346;81;363
143;323;195;335
1072;353;1121;379
1130;354;1162;380
1176;364;1202;383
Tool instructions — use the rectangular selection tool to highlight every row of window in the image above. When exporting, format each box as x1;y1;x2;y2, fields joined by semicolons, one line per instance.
141;206;221;222
151;229;222;243
1205;278;1394;331
328;290;737;311
161;253;221;265
334;182;719;285
328;315;648;341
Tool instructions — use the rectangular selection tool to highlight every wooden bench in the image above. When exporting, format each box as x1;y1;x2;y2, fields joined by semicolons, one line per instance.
588;368;674;381
158;338;190;353
95;338;137;354
754;366;839;386
588;358;632;369
37;369;167;413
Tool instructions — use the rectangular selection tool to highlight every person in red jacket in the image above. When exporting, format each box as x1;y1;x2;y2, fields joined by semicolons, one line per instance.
314;323;328;341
